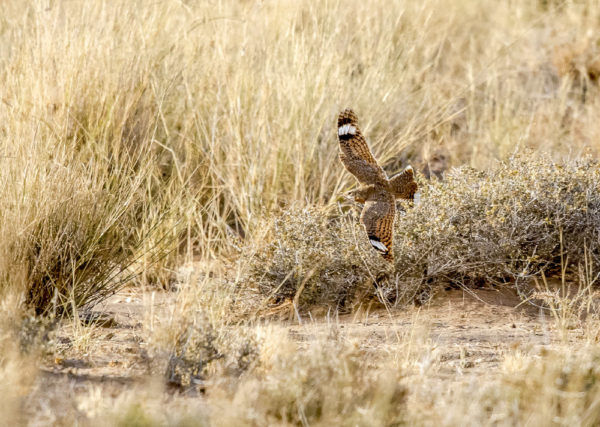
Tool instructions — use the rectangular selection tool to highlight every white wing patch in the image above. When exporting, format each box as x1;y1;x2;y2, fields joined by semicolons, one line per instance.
413;190;421;205
338;124;357;136
369;239;388;253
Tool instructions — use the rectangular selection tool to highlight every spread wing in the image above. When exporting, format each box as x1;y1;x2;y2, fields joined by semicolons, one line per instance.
360;190;395;262
389;165;418;200
337;109;387;185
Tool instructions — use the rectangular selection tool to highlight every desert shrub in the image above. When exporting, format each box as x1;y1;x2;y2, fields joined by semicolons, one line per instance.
164;316;261;389
394;155;600;298
210;338;407;427
243;156;600;308
149;275;263;389
240;206;393;311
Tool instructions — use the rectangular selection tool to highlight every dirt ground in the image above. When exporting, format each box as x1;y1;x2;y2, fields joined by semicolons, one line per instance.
24;286;584;424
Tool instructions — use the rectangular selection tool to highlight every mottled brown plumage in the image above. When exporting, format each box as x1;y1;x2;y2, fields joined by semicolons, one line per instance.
337;109;418;262
390;168;418;200
337;109;388;186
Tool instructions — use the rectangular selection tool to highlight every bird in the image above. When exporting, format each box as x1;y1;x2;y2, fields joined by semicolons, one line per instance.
337;109;418;262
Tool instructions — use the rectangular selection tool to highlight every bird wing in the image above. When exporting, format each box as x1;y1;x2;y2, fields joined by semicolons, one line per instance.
389;165;418;200
361;190;395;261
337;109;387;185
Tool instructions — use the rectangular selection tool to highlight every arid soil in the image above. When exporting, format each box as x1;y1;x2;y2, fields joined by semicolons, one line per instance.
25;287;583;424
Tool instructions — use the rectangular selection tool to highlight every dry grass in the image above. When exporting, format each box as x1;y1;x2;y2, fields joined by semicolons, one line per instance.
4;0;600;425
2;0;600;311
208;337;407;427
407;342;600;426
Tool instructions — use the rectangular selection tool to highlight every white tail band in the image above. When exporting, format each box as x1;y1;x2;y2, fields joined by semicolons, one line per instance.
369;239;388;253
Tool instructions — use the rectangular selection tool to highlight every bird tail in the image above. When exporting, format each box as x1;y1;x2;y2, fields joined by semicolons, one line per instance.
368;235;394;262
389;165;418;200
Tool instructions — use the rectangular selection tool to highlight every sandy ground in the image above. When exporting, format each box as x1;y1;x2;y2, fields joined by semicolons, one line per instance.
24;286;583;424
289;288;569;377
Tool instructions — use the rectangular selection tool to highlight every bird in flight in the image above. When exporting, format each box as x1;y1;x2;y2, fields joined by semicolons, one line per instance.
337;109;418;262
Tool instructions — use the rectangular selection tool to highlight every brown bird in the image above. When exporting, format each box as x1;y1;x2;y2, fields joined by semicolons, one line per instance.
337;109;418;262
